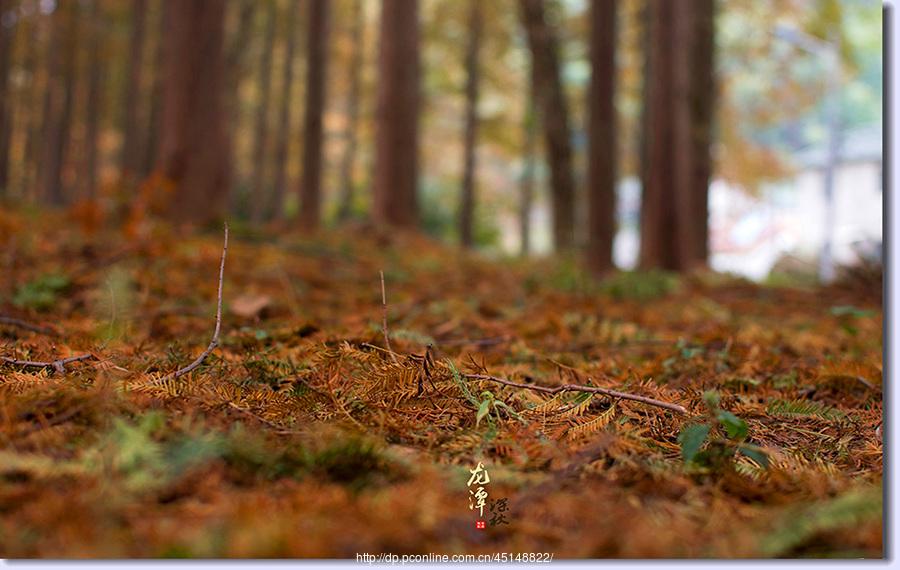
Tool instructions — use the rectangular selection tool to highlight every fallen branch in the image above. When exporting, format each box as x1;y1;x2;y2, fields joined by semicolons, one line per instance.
464;373;687;415
379;270;399;364
0;316;59;336
1;353;95;375
159;223;228;381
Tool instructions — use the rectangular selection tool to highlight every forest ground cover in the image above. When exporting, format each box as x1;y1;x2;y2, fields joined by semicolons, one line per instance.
0;210;883;558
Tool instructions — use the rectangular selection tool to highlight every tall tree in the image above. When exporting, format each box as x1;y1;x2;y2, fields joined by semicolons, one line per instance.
83;0;104;200
39;0;79;205
21;13;43;200
336;0;364;222
142;0;168;178
682;0;715;267
518;0;576;251
0;0;12;196
158;0;230;223
250;0;276;223
639;0;715;270
458;0;483;248
121;0;147;180
372;0;420;228
519;75;538;257
270;0;300;220
223;0;256;212
298;0;330;228
585;0;617;276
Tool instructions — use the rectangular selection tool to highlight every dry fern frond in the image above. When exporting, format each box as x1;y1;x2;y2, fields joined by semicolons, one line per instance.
567;404;618;441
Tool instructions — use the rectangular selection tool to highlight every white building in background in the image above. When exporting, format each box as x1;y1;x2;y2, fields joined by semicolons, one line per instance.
710;124;882;280
500;124;882;282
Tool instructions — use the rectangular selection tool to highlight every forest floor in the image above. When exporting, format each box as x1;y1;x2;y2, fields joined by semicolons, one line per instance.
0;210;883;559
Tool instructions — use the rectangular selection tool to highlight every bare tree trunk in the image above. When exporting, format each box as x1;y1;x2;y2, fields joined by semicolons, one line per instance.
639;0;676;269
158;0;230;223
250;0;277;223
458;0;482;248
0;0;12;197
586;0;617;276
298;0;330;229
519;74;538;257
685;0;714;267
336;0;364;222
142;0;168;178
83;0;104;201
39;0;79;206
223;0;257;212
21;15;43;201
373;0;420;228
121;0;146;180
270;0;300;221
639;0;714;271
518;0;576;251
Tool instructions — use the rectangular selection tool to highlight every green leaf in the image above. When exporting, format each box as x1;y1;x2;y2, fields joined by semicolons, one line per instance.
476;399;491;426
830;305;875;318
702;390;721;410
737;444;770;468
678;423;710;463
717;411;749;440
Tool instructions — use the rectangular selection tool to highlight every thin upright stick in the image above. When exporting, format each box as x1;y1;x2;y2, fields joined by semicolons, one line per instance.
380;270;399;364
161;223;229;380
464;373;687;415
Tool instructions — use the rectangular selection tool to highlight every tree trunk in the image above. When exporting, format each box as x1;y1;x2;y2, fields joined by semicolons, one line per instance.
639;0;714;271
459;0;482;248
223;0;256;212
270;0;300;221
373;0;420;228
585;0;617;276
21;15;42;201
121;0;146;180
519;72;538;257
685;0;714;267
518;0;576;251
142;0;168;178
336;0;364;222
0;0;12;197
83;0;104;201
158;0;230;223
298;0;330;229
250;0;277;223
639;0;676;269
39;0;79;206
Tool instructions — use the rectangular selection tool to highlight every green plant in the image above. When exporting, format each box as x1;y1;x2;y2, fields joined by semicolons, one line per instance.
448;360;526;434
599;270;681;301
830;305;876;336
475;391;526;427
13;273;71;311
677;390;768;469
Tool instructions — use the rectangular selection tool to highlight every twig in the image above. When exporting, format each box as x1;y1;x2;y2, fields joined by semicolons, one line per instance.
464;373;687;415
380;270;399;364
160;223;229;381
0;316;59;336
1;353;95;375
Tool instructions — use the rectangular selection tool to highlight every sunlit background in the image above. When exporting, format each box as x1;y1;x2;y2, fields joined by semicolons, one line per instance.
0;0;883;281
